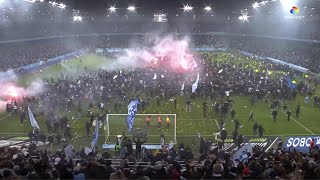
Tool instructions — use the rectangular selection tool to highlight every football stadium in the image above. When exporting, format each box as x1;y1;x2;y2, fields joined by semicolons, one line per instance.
0;0;320;179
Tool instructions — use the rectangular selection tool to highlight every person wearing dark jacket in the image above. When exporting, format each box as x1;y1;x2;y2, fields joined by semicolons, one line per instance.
133;138;147;160
220;128;227;147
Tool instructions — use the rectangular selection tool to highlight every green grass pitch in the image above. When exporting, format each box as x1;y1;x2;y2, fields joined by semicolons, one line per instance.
0;52;319;150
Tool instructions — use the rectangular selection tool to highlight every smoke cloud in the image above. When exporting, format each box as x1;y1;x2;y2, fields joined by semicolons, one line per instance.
101;34;197;72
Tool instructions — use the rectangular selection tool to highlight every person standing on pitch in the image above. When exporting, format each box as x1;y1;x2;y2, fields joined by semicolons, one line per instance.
253;122;258;136
296;103;300;118
186;100;192;112
272;109;278;122
157;116;162;128
146;115;151;127
248;110;254;121
230;109;236;119
166;116;171;129
173;98;177;109
258;124;264;137
286;109;291;121
220;128;227;147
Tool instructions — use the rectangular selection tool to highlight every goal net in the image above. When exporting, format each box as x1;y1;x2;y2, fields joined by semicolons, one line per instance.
104;114;176;144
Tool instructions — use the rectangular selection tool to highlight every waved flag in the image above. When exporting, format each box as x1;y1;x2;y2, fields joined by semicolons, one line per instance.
285;76;297;90
181;82;185;91
192;72;200;93
91;118;99;148
126;100;139;131
153;73;157;80
28;106;40;130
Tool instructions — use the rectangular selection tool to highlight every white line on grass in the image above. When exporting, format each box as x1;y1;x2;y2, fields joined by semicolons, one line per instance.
279;108;314;135
0;114;11;121
267;99;315;135
265;137;278;152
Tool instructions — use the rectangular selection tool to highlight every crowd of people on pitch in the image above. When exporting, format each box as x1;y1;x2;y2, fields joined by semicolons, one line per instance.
225;37;320;74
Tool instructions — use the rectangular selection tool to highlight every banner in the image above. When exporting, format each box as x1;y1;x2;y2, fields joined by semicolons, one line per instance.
283;136;320;152
232;143;253;162
28;106;40;130
91;118;99;148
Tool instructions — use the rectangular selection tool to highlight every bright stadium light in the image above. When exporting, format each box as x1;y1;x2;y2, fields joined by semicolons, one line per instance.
261;1;268;5
58;3;66;9
183;4;193;12
239;14;248;21
127;5;136;11
252;2;259;9
51;1;57;6
109;6;116;12
204;6;212;11
73;15;82;22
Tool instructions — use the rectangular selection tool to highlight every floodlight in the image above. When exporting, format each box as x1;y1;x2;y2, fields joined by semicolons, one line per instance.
51;1;57;6
239;14;248;21
261;1;268;5
252;2;259;9
73;15;82;22
127;5;136;11
183;4;193;12
59;3;66;9
204;6;212;11
109;6;116;12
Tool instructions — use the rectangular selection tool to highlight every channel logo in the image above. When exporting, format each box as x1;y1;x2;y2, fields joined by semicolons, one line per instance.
290;6;299;14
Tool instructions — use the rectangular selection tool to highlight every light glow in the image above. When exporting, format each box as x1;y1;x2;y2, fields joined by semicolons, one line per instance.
127;5;136;11
204;6;212;11
183;4;193;12
109;6;116;12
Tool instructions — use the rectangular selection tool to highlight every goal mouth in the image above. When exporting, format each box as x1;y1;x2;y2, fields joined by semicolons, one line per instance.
104;114;177;146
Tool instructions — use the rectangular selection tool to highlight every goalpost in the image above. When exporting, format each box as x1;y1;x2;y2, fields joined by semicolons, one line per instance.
104;114;177;145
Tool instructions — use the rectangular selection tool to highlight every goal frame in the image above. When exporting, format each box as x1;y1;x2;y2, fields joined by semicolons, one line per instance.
104;114;177;144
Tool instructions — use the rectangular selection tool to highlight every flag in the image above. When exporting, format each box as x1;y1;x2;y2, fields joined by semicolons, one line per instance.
91;118;99;148
64;144;74;160
218;69;223;73
192;72;200;93
285;76;297;90
153;73;157;80
181;82;185;91
232;143;253;161
113;75;118;79
84;147;92;155
126;100;139;131
28;106;40;130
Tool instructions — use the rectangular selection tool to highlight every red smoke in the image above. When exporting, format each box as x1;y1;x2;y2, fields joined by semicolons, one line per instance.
123;35;197;72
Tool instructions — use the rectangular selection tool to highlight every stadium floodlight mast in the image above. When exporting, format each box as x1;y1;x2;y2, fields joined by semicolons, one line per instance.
183;4;193;12
204;6;212;11
127;5;136;11
252;2;259;9
109;6;116;12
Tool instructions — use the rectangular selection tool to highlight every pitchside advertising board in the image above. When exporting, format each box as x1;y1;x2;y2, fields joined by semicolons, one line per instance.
283;136;320;152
